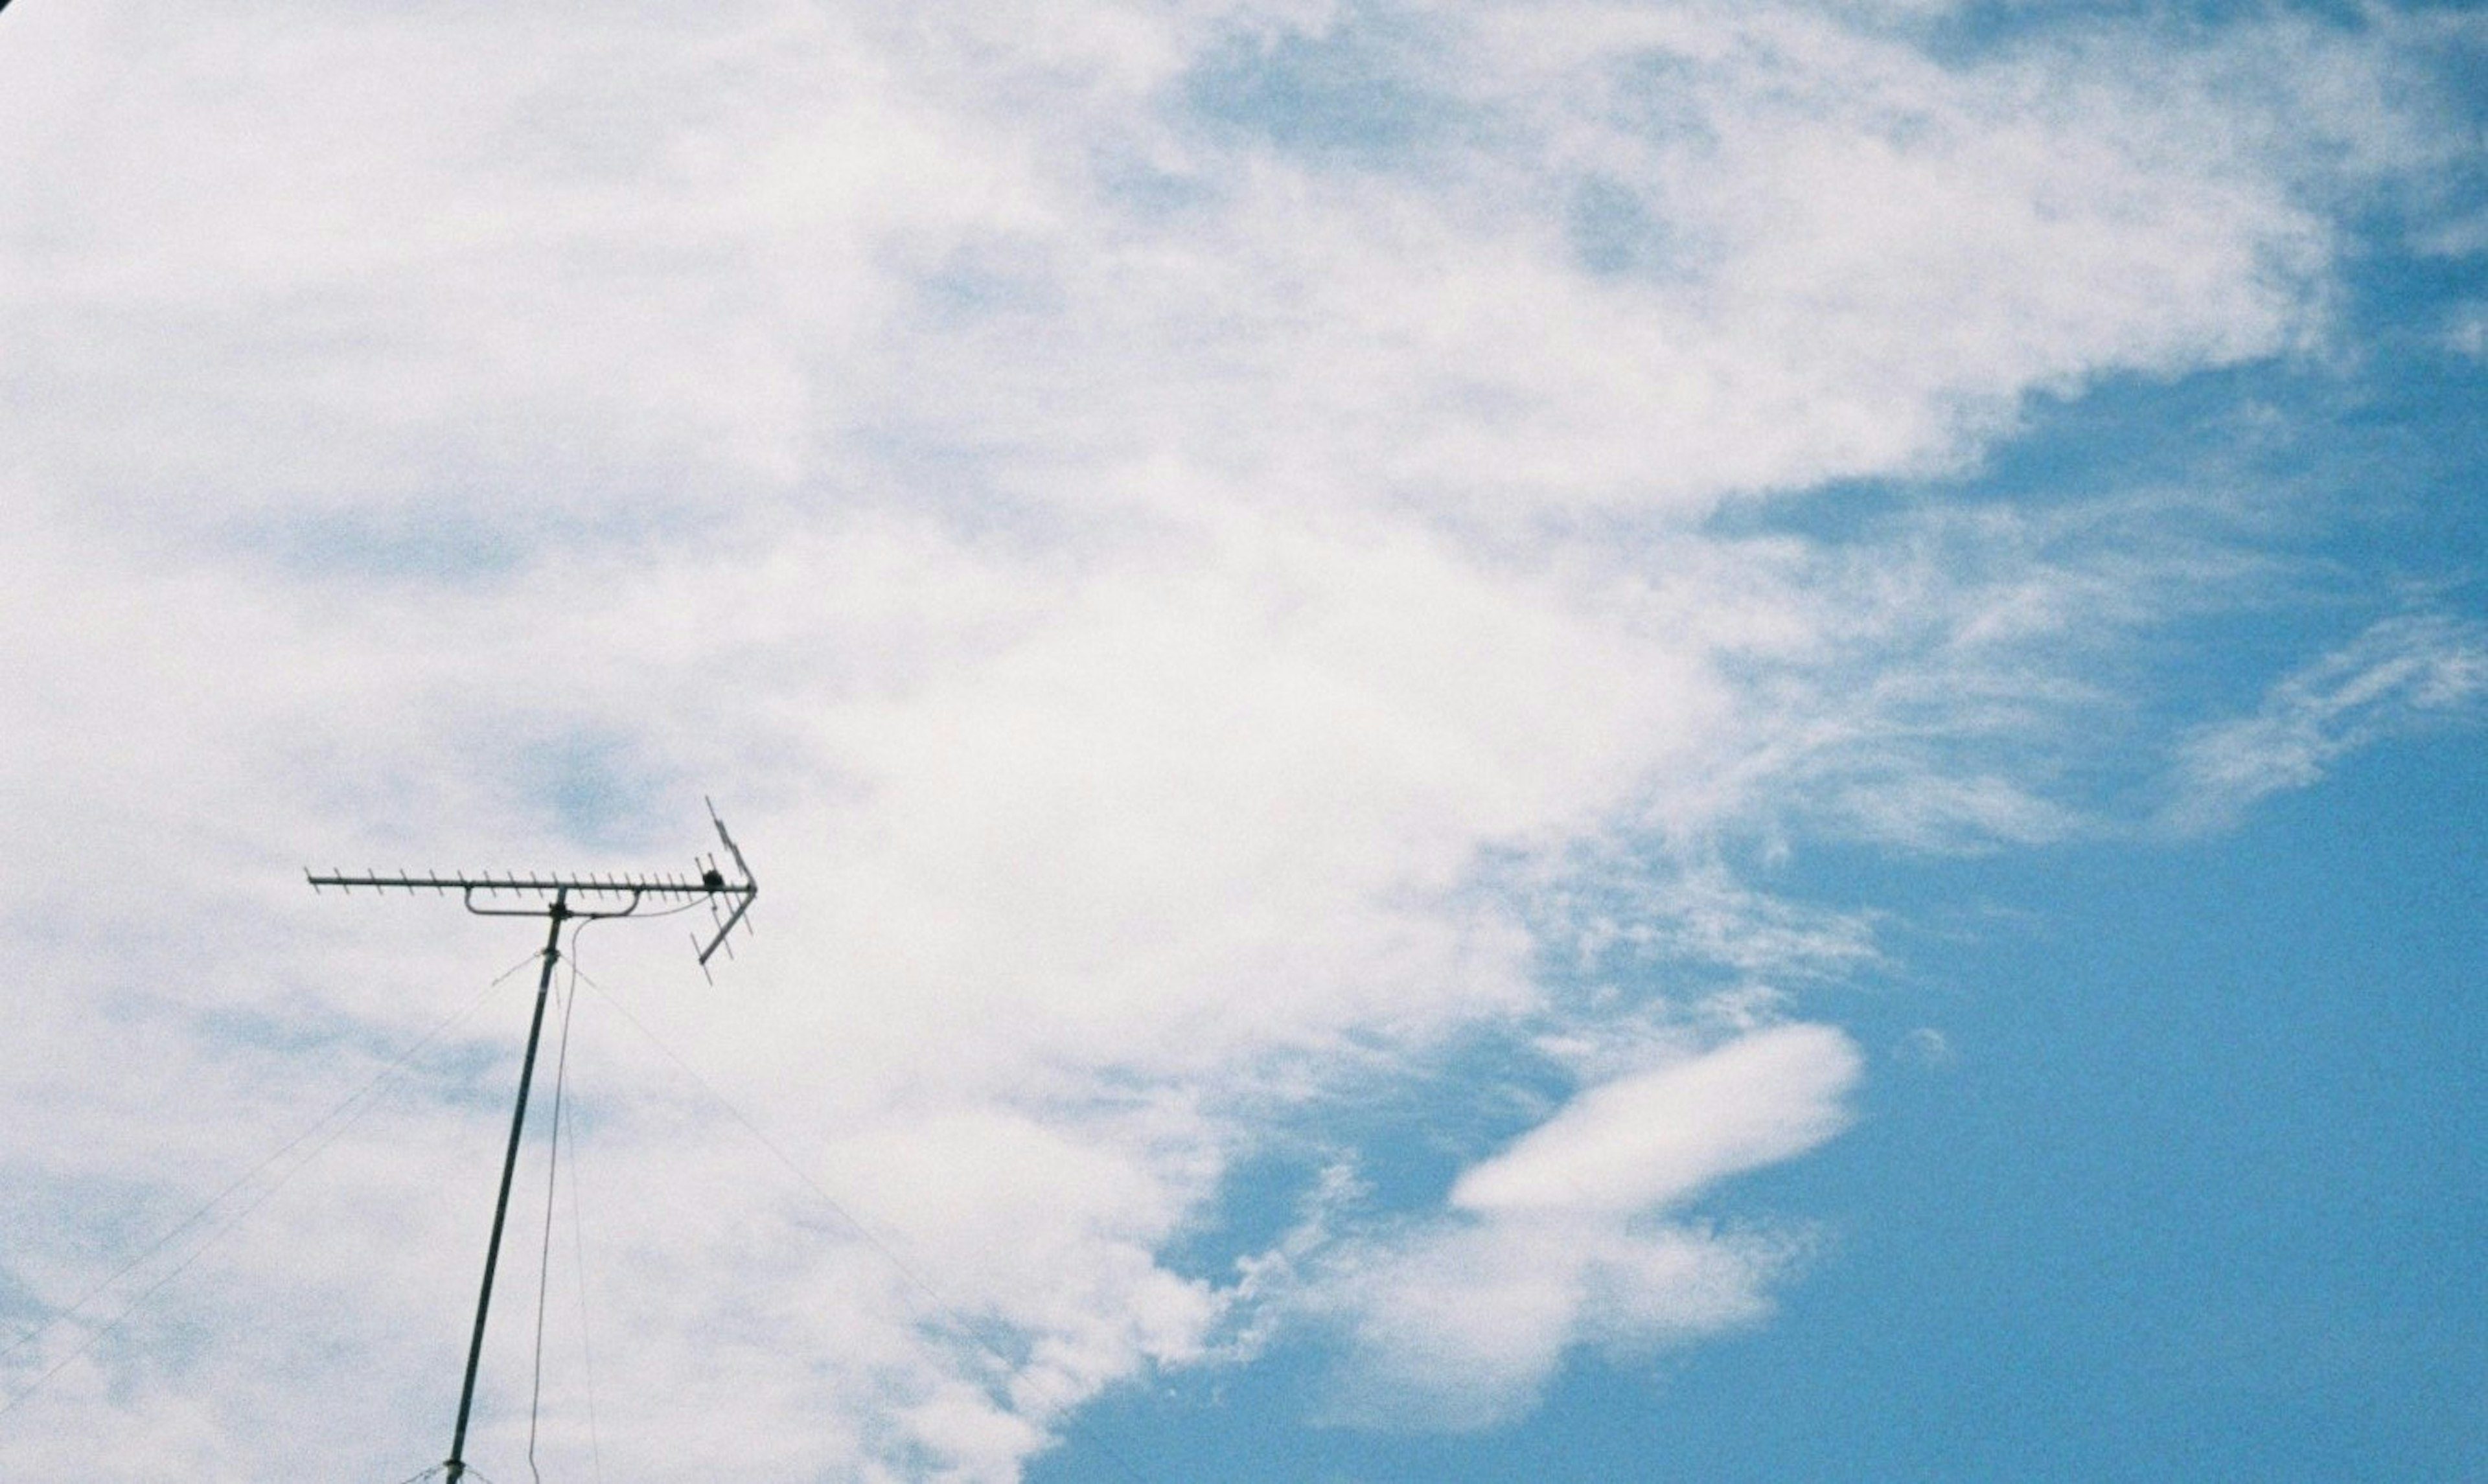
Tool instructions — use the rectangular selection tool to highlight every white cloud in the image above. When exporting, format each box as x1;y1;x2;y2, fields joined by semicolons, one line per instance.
1451;1022;1860;1216
0;1;2471;1478
1309;1023;1856;1428
5;0;2405;540
1319;1215;1796;1431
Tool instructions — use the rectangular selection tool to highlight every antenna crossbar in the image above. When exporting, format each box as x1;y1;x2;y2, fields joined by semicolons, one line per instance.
307;871;719;895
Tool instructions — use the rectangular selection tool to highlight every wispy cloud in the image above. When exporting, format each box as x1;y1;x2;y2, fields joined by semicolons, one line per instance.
2165;613;2488;833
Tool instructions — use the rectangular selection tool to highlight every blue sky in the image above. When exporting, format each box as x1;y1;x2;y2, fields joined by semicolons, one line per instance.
1;2;2482;1481
1051;736;2485;1483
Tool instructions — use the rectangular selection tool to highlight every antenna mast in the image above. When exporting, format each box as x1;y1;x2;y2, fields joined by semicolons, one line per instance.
308;801;758;1484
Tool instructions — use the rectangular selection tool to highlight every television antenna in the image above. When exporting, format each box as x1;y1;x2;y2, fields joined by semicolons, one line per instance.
308;801;757;1484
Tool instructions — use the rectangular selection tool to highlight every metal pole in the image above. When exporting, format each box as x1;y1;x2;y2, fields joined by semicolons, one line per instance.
444;891;570;1483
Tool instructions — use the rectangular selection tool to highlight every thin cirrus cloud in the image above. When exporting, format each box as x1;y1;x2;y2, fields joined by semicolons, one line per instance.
1;1;2479;1480
2165;612;2488;832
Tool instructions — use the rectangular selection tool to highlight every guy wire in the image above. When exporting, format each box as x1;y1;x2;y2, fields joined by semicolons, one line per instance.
565;977;608;1484
0;947;544;1421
